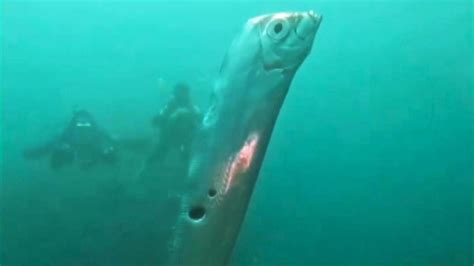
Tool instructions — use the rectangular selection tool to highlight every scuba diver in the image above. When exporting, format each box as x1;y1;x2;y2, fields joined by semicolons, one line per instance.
149;82;202;166
23;109;118;170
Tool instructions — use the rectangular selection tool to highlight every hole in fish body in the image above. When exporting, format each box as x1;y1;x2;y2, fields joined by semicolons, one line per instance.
208;188;217;198
188;206;206;222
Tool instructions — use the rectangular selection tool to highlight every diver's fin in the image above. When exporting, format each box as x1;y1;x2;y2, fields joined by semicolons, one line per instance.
22;145;52;160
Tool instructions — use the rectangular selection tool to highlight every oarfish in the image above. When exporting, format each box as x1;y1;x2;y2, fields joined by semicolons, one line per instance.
168;10;322;266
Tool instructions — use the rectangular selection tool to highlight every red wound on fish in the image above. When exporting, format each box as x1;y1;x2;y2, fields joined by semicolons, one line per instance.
224;133;259;193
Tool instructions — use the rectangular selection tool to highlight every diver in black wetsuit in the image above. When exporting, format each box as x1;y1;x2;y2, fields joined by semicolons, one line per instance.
149;83;202;166
23;109;118;170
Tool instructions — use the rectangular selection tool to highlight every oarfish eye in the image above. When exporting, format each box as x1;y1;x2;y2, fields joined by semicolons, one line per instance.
266;18;290;41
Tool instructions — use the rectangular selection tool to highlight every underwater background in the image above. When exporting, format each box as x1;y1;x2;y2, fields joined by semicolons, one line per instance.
1;0;472;265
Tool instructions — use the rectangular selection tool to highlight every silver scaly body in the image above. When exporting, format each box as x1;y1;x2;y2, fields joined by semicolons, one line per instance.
168;11;322;266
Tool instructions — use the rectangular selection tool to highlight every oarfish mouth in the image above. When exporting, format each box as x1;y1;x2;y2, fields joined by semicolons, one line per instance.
295;10;322;40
